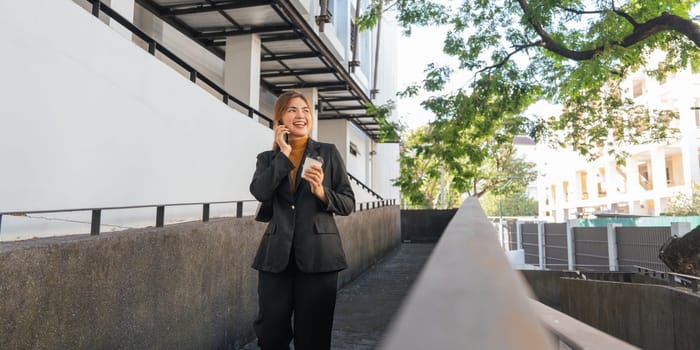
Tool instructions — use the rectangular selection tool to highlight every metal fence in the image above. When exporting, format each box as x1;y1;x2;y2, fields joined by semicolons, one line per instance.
522;223;539;265
507;220;691;272
617;226;671;272
544;223;567;268
508;221;518;250
573;227;610;271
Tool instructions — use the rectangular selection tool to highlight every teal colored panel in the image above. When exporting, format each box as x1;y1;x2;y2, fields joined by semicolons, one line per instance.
577;216;700;228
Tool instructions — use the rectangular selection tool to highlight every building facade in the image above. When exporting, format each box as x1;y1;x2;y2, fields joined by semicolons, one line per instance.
0;0;399;240
536;53;700;221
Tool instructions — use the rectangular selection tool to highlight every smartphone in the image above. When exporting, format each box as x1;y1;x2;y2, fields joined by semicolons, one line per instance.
302;156;323;173
284;133;289;144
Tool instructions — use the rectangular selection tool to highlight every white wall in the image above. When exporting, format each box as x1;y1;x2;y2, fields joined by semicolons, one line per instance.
133;3;225;87
318;119;384;203
0;0;271;239
318;119;348;160
346;123;371;183
373;143;400;200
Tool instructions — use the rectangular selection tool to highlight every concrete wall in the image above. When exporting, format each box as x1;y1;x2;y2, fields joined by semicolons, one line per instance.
519;270;580;309
0;206;400;350
0;0;271;239
379;198;555;350
338;206;402;286
400;209;457;243
561;278;700;350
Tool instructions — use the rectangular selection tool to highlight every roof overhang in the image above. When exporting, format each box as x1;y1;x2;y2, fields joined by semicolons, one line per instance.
135;0;381;140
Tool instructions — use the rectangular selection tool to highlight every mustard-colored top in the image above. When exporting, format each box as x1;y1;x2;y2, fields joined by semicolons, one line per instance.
287;135;309;193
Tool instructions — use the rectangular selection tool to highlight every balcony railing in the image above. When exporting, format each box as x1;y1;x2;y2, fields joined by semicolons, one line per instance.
85;0;273;127
0;198;396;238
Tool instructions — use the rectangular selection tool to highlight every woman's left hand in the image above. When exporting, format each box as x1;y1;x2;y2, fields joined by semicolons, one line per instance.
303;165;327;203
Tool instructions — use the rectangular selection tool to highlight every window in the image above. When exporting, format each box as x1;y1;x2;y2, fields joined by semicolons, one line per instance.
632;78;645;98
578;171;588;200
327;0;335;17
597;168;606;197
638;162;652;190
550;185;556;204
359;25;371;78
357;0;372;79
349;142;359;157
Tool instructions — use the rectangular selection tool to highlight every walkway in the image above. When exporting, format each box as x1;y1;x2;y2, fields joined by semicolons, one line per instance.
240;243;435;350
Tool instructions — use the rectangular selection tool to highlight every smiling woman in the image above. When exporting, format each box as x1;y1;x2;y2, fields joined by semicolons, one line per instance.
249;90;356;350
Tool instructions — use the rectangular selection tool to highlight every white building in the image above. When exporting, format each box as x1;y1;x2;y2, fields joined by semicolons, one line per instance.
537;53;700;221
513;135;538;200
0;0;400;240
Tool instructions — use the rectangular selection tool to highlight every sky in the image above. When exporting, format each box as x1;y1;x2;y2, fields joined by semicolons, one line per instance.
395;24;453;131
394;23;563;133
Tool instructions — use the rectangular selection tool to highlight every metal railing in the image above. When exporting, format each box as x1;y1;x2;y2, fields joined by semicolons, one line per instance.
0;199;396;237
347;172;383;200
356;199;396;211
0;200;257;236
512;261;700;293
86;0;273;126
634;265;700;292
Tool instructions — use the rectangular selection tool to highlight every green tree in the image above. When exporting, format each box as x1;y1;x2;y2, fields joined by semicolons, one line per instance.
664;183;700;215
395;125;463;208
395;125;537;208
361;0;699;161
480;191;539;217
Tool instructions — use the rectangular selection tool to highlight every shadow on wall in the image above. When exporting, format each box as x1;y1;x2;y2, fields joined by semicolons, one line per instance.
520;269;700;350
400;209;458;243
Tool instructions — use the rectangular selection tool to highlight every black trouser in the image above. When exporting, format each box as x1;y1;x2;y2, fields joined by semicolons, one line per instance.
254;259;339;350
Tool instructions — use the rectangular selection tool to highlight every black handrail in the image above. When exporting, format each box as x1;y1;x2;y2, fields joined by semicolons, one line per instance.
633;265;700;293
355;199;396;211
88;0;273;126
0;199;397;237
0;200;258;236
347;172;383;200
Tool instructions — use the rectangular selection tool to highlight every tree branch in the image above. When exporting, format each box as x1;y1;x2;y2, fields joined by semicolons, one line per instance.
517;0;700;61
476;41;543;74
613;9;638;26
621;12;700;48
556;6;604;15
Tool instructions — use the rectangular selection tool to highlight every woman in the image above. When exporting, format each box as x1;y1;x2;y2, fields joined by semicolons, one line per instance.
249;90;355;350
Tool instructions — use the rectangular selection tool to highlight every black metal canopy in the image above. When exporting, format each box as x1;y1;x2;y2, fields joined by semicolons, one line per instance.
136;0;380;140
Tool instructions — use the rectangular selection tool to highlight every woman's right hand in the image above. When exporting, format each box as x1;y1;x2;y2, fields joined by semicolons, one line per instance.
275;125;291;156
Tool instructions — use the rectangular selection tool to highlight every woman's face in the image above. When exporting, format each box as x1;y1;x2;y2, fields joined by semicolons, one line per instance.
280;97;312;139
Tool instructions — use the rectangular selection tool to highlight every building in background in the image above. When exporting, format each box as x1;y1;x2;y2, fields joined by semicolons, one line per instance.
536;52;700;221
513;135;538;200
0;0;399;240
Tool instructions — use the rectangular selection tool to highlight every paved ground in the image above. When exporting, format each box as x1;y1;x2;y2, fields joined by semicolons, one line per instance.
240;243;435;350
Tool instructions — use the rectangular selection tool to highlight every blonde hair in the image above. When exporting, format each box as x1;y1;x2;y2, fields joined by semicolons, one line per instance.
272;90;312;150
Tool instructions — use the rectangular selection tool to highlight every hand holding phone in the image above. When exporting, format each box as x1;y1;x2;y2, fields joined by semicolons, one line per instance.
276;125;291;154
303;156;325;199
302;156;323;174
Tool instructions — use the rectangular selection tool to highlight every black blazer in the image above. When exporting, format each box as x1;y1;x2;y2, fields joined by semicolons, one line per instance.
249;139;356;273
